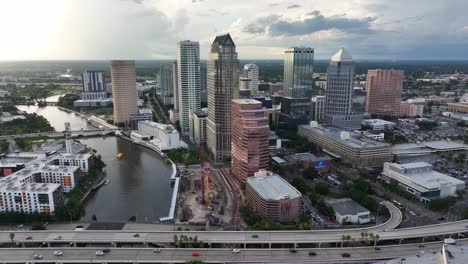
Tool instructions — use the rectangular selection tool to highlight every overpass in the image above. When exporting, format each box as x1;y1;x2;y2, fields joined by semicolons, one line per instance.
0;239;462;263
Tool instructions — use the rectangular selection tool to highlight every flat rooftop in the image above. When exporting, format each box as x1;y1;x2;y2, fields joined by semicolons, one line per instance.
327;198;369;216
285;152;331;163
393;140;468;156
247;174;301;201
299;124;390;149
232;99;261;104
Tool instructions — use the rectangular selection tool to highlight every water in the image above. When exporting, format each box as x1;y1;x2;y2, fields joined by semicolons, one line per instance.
17;100;173;222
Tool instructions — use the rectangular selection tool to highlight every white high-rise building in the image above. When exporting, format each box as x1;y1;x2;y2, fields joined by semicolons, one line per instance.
177;41;201;135
242;64;259;97
324;48;362;129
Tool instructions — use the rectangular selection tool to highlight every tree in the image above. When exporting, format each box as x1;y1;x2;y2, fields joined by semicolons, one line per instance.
31;222;46;230
373;234;380;247
9;232;15;247
186;260;205;264
314;182;330;195
303;167;318;179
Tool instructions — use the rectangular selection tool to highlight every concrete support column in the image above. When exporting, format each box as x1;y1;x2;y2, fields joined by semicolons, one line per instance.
268;243;271;249
318;243;321;248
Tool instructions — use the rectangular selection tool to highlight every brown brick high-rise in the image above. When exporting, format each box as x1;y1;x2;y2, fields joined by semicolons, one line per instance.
365;69;404;116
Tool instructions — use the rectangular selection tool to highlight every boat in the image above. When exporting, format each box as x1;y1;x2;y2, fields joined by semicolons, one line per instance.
104;179;111;185
117;153;124;159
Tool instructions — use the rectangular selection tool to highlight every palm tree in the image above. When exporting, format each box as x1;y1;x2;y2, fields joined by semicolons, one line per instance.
173;235;178;247
341;235;346;247
373;234;380;248
9;233;15;247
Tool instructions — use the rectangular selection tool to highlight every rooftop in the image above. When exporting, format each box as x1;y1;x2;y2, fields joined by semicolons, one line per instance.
327;198;369;216
285;152;332;163
299;124;390;149
247;174;302;201
232;99;261;105
331;48;352;62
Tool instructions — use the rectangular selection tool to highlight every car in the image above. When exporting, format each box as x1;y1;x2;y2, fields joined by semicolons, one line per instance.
374;247;381;251
17;224;24;228
232;249;240;253
96;251;104;256
409;211;416;216
54;251;63;256
153;248;161;253
102;248;110;253
252;234;259;238
133;234;140;237
192;253;200;257
342;253;351;258
53;235;62;240
289;249;297;253
25;236;32;240
417;244;425;248
308;251;317;256
33;255;43;260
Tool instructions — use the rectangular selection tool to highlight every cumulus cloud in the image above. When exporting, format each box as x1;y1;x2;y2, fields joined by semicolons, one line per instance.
243;11;376;36
287;4;301;9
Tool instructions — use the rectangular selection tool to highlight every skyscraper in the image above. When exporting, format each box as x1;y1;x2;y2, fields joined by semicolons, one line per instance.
81;70;107;100
280;47;314;127
231;99;269;182
177;40;201;135
111;60;138;126
365;69;404;116
172;60;179;112
242;64;259;97
206;33;240;162
159;64;174;106
324;48;362;129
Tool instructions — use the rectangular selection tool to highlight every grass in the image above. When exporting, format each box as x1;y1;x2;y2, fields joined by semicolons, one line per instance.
15;136;63;151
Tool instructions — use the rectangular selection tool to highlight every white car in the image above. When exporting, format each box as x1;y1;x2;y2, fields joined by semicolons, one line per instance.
153;248;161;253
33;255;42;260
53;235;62;240
54;251;63;256
232;249;240;253
96;251;104;256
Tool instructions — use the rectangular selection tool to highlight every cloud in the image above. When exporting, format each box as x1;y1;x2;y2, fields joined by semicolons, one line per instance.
243;10;376;36
287;4;301;9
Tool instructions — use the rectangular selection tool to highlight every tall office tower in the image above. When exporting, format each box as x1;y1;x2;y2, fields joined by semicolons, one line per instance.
206;33;240;162
365;69;404;116
280;47;314;127
324;48;362;129
172;60;179;111
81;70;107;100
111;60;138;126
310;95;326;122
231;99;269;182
177;40;201;135
242;64;259;97
200;63;207;92
159;65;174;106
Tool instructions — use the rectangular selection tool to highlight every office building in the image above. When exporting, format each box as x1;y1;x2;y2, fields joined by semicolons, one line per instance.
310;96;326;122
361;119;396;131
231;99;269;182
200;63;207;92
81;70;106;98
280;47;314;127
298;122;392;168
284;153;332;173
206;33;240;162
189;108;208;145
111;60;138;126
326;198;370;224
282;47;314;98
400;101;424;117
138;120;180;150
177;41;201;135
324;48;362;129
242;64;259;97
382;162;465;203
246;170;302;223
269;82;283;96
159;65;174;106
365;70;404;116
447;102;468;113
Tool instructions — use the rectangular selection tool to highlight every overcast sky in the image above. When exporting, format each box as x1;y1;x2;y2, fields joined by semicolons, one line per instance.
1;0;467;60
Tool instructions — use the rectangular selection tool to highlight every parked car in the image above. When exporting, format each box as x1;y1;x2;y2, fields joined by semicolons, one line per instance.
308;251;317;256
192;253;200;257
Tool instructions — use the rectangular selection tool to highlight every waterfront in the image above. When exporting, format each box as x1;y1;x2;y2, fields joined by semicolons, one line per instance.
17;103;174;222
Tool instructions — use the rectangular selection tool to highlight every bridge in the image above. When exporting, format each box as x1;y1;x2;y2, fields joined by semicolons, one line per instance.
0;129;117;140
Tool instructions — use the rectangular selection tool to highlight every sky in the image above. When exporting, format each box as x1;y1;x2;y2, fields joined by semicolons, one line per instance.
0;0;467;60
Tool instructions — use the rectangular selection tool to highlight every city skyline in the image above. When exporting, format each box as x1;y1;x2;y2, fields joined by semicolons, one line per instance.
1;0;468;61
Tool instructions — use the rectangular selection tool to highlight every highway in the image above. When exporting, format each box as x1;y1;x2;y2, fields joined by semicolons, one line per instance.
0;129;116;140
0;240;456;263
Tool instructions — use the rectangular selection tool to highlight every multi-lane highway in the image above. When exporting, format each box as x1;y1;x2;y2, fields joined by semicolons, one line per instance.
0;240;457;263
0;129;116;140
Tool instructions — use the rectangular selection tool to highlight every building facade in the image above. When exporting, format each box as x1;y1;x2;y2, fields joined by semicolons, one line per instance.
400;101;424;117
242;64;259;97
365;70;404;116
177;41;201;135
189;109;208;145
160;65;174;106
111;60;138;126
310;95;326;122
282;47;314;98
324;48;362;129
138;120;180;150
206;33;240;162
231;99;269;182
246;170;302;223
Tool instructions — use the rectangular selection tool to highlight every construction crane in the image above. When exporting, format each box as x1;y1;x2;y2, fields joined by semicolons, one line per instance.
199;142;206;205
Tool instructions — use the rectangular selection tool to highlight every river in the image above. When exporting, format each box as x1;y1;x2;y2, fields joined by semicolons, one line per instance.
16;103;173;222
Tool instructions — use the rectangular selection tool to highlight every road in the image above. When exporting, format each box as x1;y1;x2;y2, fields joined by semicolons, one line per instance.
0;240;457;263
0;129;116;140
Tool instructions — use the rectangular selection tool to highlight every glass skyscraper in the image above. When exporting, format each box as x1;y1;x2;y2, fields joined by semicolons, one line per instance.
283;47;314;99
